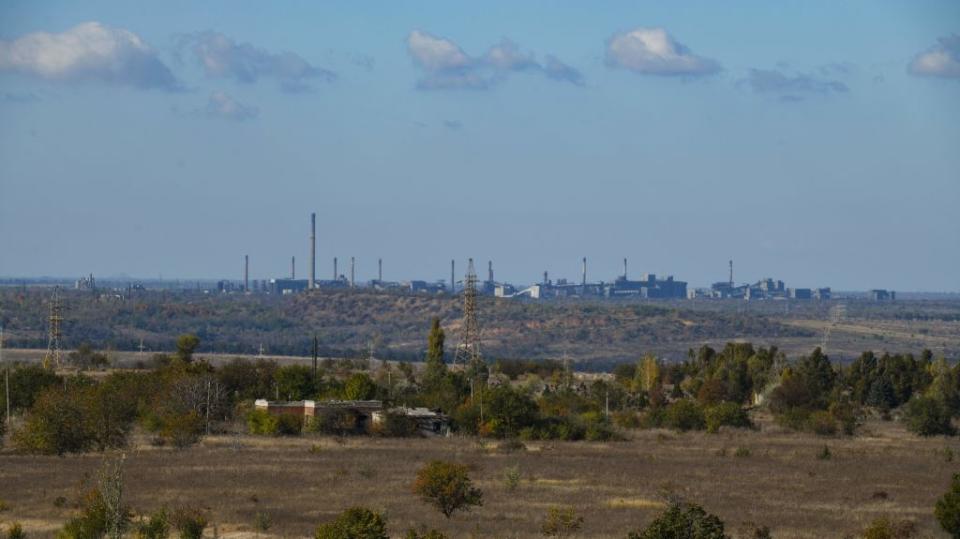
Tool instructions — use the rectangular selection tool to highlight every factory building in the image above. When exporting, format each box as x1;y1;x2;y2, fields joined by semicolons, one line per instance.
603;274;687;299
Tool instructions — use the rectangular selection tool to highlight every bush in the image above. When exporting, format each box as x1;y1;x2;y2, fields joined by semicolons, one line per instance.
373;412;419;438
704;402;751;433
412;461;483;518
246;410;279;436
403;529;447;539
627;501;727;539
807;411;838;436
539;506;583;537
903;396;956;437
275;413;303;436
5;523;25;539
936;473;960;537
773;408;810;431
664;400;706;432
862;516;917;539
315;507;388;539
307;409;363;436
14;388;93;455
171;508;206;539
503;465;521;492
135;509;170;539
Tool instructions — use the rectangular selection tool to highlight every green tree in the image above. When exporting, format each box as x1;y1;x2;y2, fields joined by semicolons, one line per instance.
14;388;93;455
315;507;388;539
424;318;447;386
904;396;956;437
274;365;316;401
175;335;201;363
936;473;960;538
412;461;483;518
664;399;706;432
627;502;728;539
343;373;377;401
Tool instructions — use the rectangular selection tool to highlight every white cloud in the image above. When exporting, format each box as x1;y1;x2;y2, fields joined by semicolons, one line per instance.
605;27;720;76
0;22;179;90
908;34;960;79
406;30;583;90
205;91;258;121
178;31;334;92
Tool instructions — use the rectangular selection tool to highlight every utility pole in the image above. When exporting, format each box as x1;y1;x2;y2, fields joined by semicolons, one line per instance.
312;334;319;381
2;326;9;429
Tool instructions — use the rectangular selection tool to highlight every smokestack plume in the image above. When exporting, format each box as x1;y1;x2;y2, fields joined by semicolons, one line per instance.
244;255;249;292
350;257;355;288
582;257;587;286
309;213;316;289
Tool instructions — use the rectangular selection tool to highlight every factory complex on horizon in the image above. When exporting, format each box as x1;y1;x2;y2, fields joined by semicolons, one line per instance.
206;213;855;302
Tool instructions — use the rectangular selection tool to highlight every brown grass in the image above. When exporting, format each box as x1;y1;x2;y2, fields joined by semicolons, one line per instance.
1;416;957;538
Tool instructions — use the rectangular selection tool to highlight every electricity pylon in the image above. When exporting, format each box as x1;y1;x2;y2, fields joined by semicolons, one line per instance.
454;258;482;371
42;286;63;370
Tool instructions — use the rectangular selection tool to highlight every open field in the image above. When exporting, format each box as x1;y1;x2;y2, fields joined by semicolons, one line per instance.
2;416;957;538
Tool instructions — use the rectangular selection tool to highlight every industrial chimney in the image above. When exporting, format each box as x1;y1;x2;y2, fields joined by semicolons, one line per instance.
334;257;338;281
291;256;296;280
450;259;455;293
244;255;249;292
582;257;587;286
350;257;355;288
378;258;383;282
488;260;493;283
309;213;316;289
623;258;628;280
543;270;549;284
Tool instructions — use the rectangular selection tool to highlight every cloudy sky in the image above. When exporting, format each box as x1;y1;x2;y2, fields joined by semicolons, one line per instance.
0;1;958;291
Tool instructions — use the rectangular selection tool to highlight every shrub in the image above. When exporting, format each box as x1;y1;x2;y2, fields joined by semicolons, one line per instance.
315;507;388;539
135;509;170;539
275;413;303;436
403;529;447;539
903;396;956;437
412;461;483;518
503;465;521;492
734;447;751;458
664;400;706;432
773;408;810;431
627;501;727;539
704;402;751;433
862;516;917;539
374;412;419;438
171;508;206;539
816;445;831;460
58;489;112;539
5;523;25;539
253;512;272;534
936;473;960;537
307;409;362;436
808;411;838;436
539;506;583;537
247;409;279;436
14;388;93;455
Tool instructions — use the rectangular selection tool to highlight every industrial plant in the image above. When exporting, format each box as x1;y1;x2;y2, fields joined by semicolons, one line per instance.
199;213;840;302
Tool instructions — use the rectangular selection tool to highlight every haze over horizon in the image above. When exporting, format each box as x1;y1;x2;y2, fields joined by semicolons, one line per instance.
1;1;958;292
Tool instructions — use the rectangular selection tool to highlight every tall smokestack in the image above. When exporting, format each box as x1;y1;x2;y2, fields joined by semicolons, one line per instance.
350;257;355;288
623;257;628;280
582;257;587;286
450;259;455;293
544;270;548;284
292;256;296;279
244;255;249;292
488;260;493;283
729;259;734;288
378;258;382;282
309;213;316;289
334;257;338;280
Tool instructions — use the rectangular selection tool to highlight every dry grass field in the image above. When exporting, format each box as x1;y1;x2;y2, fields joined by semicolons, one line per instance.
2;416;957;538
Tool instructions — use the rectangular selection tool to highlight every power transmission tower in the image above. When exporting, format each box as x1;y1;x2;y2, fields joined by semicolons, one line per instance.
42;286;63;370
454;258;483;372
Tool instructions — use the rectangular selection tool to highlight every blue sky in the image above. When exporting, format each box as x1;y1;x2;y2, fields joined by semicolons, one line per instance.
1;1;958;291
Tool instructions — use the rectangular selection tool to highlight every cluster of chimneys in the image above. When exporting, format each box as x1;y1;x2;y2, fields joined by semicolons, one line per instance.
236;212;644;292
